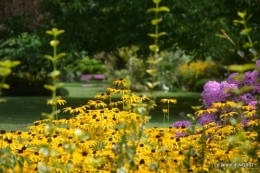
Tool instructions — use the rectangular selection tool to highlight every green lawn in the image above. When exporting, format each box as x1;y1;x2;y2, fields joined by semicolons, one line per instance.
0;83;202;131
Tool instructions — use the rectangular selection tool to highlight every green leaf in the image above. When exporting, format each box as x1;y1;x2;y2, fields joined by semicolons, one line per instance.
0;60;20;68
151;18;162;25
227;64;255;73
0;68;11;76
44;84;56;91
147;33;157;38
158;6;170;12
158;32;167;37
149;45;159;52
49;70;60;78
237;11;246;19
216;34;226;39
153;0;161;4
147;32;166;38
10;61;21;68
233;20;245;24
146;69;157;76
146;8;157;13
54;53;66;60
0;83;10;89
44;55;54;61
46;28;65;37
155;57;163;63
242;42;252;48
146;82;159;89
50;40;60;47
45;30;53;36
240;28;252;35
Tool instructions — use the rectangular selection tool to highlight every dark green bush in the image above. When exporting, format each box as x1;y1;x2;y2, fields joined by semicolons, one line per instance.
2;72;68;96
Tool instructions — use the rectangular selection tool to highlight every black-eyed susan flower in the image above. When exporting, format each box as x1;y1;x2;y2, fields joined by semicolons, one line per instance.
161;98;177;124
220;111;238;119
87;100;107;108
212;101;236;109
195;108;218;117
63;105;85;114
161;98;177;104
113;78;128;86
47;96;66;105
109;101;123;108
116;88;131;94
162;109;168;114
106;87;118;94
95;93;110;100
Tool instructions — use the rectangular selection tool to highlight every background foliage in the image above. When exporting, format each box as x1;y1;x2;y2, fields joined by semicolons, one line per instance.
1;0;260;64
0;0;259;95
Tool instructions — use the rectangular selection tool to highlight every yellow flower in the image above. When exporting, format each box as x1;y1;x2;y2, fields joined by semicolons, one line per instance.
94;93;110;100
113;78;128;86
220;111;238;119
63;105;86;114
245;131;258;139
242;105;255;111
116;88;131;94
243;110;256;118
47;97;66;105
194;108;218;116
162;109;168;113
106;87;117;94
161;98;177;104
87;99;107;108
212;101;236;109
109;101;123;107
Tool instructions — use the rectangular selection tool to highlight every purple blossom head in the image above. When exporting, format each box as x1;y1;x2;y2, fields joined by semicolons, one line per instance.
256;60;260;69
227;72;241;85
242;119;249;127
198;113;216;126
238;93;255;104
253;83;260;93
201;81;238;108
248;101;259;109
201;81;222;108
172;120;191;128
220;81;238;97
242;71;258;86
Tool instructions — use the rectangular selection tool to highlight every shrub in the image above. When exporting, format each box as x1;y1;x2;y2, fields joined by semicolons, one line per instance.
177;59;220;91
2;72;68;96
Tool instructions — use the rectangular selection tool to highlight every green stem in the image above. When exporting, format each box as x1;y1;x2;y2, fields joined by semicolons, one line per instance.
155;2;159;46
52;38;58;119
168;102;170;125
0;76;6;96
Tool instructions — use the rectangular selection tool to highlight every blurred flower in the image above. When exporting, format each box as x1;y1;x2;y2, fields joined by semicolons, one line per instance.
172;120;190;128
162;109;168;113
198;113;216;126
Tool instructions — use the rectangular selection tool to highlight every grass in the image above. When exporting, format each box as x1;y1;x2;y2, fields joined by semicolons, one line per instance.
0;83;202;131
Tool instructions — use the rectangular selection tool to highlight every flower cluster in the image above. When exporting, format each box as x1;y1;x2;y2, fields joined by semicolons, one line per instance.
172;120;190;128
0;78;259;172
200;60;260;125
0;117;259;172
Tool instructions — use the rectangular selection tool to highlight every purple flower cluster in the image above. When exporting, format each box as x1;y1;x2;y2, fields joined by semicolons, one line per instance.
172;120;190;128
197;113;216;125
198;60;260;126
201;81;238;108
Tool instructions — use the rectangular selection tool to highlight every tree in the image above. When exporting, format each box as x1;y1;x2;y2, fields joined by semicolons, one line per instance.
0;0;259;73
